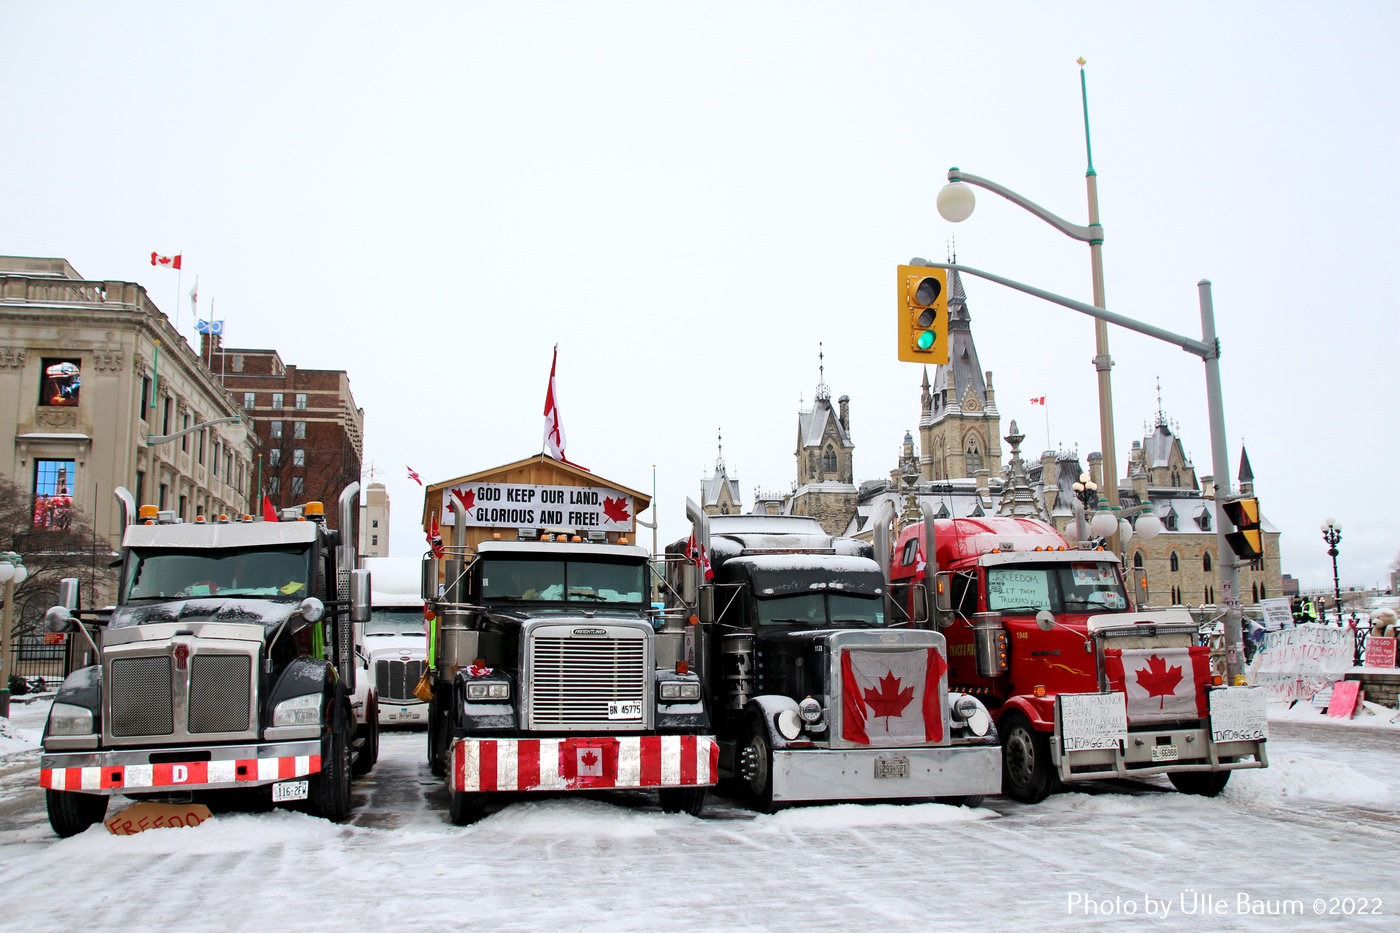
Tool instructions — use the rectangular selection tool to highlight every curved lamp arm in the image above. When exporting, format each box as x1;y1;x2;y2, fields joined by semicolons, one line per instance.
147;414;243;446
948;168;1104;244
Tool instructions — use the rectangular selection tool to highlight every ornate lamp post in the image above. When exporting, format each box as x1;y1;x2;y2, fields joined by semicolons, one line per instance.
0;551;31;718
1320;519;1342;623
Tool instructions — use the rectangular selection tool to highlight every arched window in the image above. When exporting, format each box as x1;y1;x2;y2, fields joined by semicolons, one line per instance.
965;440;981;472
1169;552;1179;573
1260;583;1266;599
1171;468;1180;487
823;445;837;473
1251;582;1259;603
1203;552;1213;572
1133;552;1144;569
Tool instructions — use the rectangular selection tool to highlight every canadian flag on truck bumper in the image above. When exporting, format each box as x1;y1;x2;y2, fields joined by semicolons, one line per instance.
1104;646;1210;723
842;647;947;745
450;736;719;793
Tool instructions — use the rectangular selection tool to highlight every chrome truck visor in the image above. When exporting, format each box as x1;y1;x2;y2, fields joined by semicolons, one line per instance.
522;618;654;732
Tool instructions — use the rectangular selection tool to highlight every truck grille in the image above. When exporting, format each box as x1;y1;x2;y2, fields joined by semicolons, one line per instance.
376;659;425;702
530;635;647;728
188;655;252;734
110;656;174;737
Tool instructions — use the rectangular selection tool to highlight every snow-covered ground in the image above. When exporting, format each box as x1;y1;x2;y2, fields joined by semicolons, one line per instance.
0;711;1395;932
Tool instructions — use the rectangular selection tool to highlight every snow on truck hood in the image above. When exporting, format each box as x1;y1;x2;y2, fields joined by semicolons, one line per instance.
109;597;304;632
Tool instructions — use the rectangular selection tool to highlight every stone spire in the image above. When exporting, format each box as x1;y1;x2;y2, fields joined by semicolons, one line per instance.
997;420;1046;519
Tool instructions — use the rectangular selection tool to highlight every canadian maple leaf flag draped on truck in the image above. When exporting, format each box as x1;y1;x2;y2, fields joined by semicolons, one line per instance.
842;647;946;745
1103;646;1210;724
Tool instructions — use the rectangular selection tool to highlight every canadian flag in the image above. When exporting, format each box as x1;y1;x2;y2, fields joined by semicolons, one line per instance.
406;465;422;486
577;746;603;777
427;513;445;558
841;647;946;746
151;252;182;270
1104;646;1210;724
686;532;715;581
543;346;567;461
1030;396;1046;405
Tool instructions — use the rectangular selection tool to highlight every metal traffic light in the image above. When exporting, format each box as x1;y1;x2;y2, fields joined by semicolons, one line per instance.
1222;496;1264;561
897;264;949;364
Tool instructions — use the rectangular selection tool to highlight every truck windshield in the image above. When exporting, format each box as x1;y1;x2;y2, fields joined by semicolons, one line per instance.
985;562;1128;614
123;545;312;602
367;609;425;636
480;558;647;604
755;593;886;627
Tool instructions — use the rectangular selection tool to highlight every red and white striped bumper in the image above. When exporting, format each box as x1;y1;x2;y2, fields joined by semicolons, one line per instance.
40;741;322;795
449;735;719;793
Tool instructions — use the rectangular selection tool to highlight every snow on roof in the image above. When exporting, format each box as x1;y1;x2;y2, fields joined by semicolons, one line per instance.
798;398;851;448
710;515;825;535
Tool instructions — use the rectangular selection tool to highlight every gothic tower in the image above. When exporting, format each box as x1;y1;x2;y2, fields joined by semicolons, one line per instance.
789;346;857;534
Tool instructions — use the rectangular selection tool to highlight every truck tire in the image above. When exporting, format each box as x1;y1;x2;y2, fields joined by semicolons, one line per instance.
353;703;379;776
935;795;987;809
738;717;777;813
309;724;353;822
1168;770;1231;797
449;790;487;825
46;789;108;838
1001;712;1058;804
658;787;707;817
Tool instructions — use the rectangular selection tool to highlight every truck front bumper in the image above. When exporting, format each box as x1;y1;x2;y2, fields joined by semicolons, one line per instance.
1053;726;1268;782
771;744;1003;803
40;740;323;795
449;735;719;793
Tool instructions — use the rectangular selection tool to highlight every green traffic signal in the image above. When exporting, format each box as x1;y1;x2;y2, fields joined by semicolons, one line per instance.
917;330;935;350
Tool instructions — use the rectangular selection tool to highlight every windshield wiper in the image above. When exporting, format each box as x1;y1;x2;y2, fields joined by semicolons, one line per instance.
994;605;1051;613
567;592;608;601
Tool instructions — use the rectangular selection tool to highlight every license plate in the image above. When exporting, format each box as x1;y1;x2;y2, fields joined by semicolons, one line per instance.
874;756;910;779
607;701;643;720
1151;744;1179;762
272;780;309;802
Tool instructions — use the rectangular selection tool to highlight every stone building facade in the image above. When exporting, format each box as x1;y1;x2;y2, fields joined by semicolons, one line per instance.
359;481;390;559
787;375;857;535
216;343;363;532
0;256;255;561
918;269;1001;485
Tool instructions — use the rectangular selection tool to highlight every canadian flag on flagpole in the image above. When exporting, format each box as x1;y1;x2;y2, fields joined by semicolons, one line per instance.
406;466;423;486
686;532;715;581
1030;396;1046;405
151;252;182;270
543;345;567;461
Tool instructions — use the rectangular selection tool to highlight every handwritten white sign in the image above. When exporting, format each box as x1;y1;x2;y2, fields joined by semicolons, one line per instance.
1208;686;1268;743
1058;692;1128;752
1260;598;1292;631
1246;623;1355;700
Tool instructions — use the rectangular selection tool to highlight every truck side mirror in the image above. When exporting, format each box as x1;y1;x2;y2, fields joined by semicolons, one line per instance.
1035;609;1056;632
349;569;371;623
58;577;80;612
421;555;438;603
697;585;714;624
45;606;77;634
934;572;953;613
910;584;928;624
680;562;697;606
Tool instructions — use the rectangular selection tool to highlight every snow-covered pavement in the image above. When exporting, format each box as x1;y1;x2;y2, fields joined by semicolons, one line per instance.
0;709;1395;933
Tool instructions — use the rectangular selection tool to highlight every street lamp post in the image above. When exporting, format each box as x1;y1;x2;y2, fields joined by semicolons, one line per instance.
937;61;1120;549
1321;519;1343;624
0;551;31;718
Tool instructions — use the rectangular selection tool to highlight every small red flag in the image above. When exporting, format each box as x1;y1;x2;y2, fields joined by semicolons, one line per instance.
151;252;182;270
262;495;279;523
1030;396;1046;405
428;513;445;557
406;466;423;486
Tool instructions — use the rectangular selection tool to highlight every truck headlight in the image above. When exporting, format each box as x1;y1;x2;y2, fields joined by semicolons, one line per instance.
47;702;95;736
273;693;322;726
952;695;980;721
467;682;510;701
776;709;802;741
950;695;991;737
659;682;701;702
798;697;823;723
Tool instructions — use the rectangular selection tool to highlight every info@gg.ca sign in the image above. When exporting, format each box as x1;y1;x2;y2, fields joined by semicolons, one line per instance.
442;482;633;531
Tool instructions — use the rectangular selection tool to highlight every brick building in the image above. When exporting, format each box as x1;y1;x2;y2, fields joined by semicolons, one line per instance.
212;340;364;532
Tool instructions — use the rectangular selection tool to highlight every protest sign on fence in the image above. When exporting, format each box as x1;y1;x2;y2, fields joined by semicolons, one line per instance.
1246;623;1355;701
1260;598;1292;631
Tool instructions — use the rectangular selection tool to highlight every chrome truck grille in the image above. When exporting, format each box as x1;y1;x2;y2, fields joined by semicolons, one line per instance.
188;655;252;734
528;633;648;730
376;659;426;702
110;656;175;736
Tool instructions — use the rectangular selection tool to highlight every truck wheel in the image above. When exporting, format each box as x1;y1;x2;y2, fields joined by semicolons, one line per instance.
449;791;487;825
46;789;108;838
1001;712;1057;804
935;795;987;809
1168;770;1231;797
310;725;353;822
738;717;777;813
658;787;707;816
353;706;379;776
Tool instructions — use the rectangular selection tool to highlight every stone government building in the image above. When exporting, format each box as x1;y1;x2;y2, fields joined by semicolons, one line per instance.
701;267;1283;609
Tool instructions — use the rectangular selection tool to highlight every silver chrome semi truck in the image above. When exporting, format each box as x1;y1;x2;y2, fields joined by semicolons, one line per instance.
38;485;377;836
424;495;717;824
663;502;1002;811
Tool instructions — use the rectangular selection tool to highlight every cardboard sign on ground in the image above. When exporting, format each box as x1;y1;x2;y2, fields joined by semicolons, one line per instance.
104;801;212;835
1326;680;1363;719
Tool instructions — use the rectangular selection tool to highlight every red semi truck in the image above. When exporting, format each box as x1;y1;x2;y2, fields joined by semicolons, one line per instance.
888;514;1267;803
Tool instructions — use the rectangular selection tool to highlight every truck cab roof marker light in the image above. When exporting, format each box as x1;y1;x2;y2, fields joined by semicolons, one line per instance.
676;661;689;674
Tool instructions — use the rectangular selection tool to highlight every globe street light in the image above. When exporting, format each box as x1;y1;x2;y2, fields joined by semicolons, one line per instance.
0;551;30;718
937;61;1120;548
1321;519;1342;625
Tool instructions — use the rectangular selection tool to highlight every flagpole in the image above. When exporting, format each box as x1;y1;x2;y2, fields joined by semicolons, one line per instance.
1045;400;1052;454
174;256;183;340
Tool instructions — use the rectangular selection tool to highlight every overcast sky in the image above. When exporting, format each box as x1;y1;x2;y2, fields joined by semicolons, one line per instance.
4;2;1397;590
